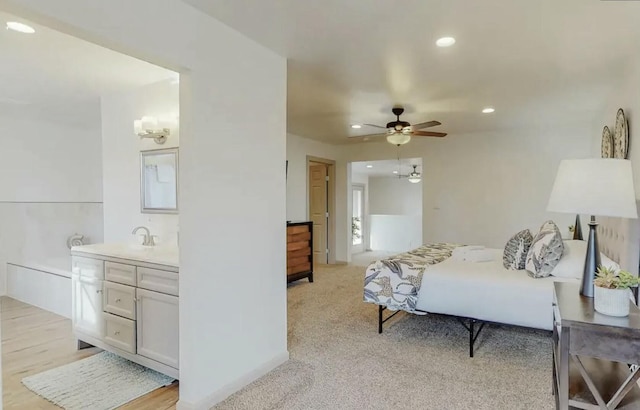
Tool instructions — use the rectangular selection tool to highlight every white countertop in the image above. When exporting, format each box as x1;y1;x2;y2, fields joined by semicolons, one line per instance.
71;243;179;268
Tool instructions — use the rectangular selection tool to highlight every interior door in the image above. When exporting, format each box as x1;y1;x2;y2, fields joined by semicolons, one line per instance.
71;274;104;339
309;162;328;264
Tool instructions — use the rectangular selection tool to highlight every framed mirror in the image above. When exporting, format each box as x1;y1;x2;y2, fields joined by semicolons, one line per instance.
140;148;178;214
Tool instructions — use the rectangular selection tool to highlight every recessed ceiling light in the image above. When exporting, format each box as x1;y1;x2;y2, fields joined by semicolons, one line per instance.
6;21;35;34
393;170;399;174
366;164;373;169
351;124;362;129
436;36;455;47
482;107;495;114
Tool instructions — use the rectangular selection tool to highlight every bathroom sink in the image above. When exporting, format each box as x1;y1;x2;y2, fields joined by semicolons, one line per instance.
126;244;156;251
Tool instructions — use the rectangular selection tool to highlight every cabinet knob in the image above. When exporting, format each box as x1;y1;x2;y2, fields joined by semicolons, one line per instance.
115;298;121;303
114;331;120;336
96;289;102;294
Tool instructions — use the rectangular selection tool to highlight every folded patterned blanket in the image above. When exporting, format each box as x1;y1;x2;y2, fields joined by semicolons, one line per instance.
363;243;460;314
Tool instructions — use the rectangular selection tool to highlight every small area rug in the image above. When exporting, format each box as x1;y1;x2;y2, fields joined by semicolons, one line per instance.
22;351;174;410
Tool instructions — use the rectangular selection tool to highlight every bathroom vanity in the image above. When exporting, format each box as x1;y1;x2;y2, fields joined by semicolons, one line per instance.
70;243;179;378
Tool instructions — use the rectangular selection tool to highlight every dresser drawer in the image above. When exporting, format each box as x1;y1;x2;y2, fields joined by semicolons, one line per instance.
103;312;136;354
137;267;178;296
105;262;136;286
287;231;311;243
103;281;136;320
71;256;104;280
287;225;309;235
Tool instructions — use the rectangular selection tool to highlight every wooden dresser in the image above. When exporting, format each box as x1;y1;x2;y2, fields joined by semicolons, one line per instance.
286;221;313;283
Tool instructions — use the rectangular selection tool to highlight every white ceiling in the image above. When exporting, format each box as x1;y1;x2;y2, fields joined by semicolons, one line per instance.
352;158;422;178
184;0;640;144
0;12;176;127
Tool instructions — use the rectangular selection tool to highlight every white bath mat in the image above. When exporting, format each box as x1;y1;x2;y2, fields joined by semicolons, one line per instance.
22;351;175;409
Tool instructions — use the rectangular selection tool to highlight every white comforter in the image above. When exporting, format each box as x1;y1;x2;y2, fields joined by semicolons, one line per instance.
416;249;578;330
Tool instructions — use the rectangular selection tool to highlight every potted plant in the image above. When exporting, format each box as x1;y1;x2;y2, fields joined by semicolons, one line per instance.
593;266;639;317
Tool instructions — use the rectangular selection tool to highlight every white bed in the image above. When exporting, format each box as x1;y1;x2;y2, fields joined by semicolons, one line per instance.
371;215;640;355
416;249;577;330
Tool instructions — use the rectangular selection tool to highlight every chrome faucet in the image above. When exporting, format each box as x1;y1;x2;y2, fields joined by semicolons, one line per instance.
132;226;155;246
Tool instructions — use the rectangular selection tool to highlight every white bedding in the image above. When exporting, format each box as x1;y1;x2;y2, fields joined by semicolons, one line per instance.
416;249;578;330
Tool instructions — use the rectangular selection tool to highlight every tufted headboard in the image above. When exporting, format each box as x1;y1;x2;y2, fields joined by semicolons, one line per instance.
596;214;640;275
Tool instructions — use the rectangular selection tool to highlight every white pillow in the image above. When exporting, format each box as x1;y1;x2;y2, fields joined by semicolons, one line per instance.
551;240;621;279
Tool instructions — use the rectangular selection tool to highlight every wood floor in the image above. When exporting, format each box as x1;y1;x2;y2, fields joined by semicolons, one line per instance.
1;297;179;409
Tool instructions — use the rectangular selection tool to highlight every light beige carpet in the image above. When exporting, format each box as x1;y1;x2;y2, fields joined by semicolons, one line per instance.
215;265;553;410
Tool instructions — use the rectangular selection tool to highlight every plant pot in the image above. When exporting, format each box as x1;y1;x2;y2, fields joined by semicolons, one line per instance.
594;286;630;317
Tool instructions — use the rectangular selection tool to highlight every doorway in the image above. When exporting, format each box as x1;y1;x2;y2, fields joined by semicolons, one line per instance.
349;158;423;266
307;157;335;265
352;184;365;254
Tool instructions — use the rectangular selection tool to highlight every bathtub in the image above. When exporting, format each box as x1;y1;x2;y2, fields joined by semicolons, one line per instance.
6;257;72;318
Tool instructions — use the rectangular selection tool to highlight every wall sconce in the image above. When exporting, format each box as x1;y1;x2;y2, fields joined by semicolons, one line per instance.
134;116;170;144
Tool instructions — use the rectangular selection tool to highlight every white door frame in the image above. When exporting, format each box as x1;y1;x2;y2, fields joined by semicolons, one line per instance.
351;183;365;254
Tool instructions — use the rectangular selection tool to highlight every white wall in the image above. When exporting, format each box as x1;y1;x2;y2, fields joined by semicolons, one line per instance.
369;215;422;252
1;2;288;408
340;123;592;257
0;109;103;294
101;79;179;246
368;177;422;215
367;176;422;252
0;110;102;202
591;56;640;193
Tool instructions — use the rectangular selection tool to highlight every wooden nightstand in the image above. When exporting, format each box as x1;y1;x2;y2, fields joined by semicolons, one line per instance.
552;282;640;409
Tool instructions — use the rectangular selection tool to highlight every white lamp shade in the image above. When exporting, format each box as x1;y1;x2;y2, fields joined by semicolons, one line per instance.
386;132;411;145
547;159;638;219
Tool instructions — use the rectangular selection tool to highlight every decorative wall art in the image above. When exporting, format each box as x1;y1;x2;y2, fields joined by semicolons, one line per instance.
601;126;613;158
613;108;629;159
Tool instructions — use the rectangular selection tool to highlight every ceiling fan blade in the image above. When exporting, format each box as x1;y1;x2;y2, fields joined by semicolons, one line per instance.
411;121;441;130
347;132;388;141
412;131;447;137
363;123;388;129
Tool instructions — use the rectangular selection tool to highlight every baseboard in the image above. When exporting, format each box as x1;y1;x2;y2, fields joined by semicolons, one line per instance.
176;350;289;410
334;260;348;265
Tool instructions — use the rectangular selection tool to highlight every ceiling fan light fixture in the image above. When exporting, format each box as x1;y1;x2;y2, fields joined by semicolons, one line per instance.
407;165;421;183
386;132;411;145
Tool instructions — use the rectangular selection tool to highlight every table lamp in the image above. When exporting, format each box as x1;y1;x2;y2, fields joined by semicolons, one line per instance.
547;159;637;297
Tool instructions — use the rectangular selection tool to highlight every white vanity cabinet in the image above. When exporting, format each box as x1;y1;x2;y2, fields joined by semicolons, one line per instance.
71;273;104;339
71;256;105;339
70;245;179;379
136;288;179;369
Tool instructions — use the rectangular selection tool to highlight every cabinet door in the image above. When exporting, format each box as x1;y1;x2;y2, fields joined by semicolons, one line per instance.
71;274;104;339
71;256;104;280
136;288;179;369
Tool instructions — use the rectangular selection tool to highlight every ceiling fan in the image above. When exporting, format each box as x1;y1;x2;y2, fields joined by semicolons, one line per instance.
350;107;447;145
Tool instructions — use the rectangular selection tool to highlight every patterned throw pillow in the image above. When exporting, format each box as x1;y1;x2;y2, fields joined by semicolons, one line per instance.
503;229;534;270
525;221;565;278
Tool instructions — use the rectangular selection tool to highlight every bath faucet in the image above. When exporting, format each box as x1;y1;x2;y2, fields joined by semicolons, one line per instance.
132;226;155;246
